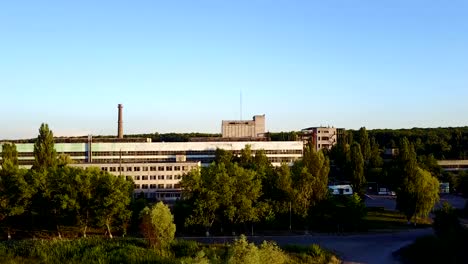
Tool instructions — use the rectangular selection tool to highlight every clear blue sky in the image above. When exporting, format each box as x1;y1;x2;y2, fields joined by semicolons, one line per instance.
1;1;467;139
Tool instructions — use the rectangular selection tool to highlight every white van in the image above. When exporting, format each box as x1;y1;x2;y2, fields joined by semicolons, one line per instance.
328;185;353;195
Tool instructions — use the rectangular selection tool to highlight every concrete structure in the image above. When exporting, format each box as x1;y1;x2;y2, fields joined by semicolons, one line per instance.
117;104;123;139
5;141;303;167
0;140;303;201
73;161;200;201
222;115;265;138
437;160;468;171
301;127;340;151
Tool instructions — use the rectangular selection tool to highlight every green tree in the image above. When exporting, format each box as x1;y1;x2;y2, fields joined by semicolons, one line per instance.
0;167;31;239
418;154;441;177
368;137;383;168
357;127;371;162
433;202;461;238
32;123;57;171
396;138;440;222
226;164;264;225
182;166;224;233
264;164;293;215
57;153;74;168
291;143;330;218
140;202;176;254
239;144;254;169
1;143;19;171
349;143;366;197
75;167;99;237
93;172;133;238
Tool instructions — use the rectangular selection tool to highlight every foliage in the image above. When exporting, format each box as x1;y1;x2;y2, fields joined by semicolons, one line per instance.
367;126;468;160
396;138;440;222
310;193;367;232
0;167;32;239
182;160;265;232
433;202;461;238
291;143;330;218
32;123;57;172
227;235;288;264
396;231;468;264
348;143;366;197
398;167;440;222
93;172;133;238
356;127;371;162
0;237;339;264
140;202;176;254
1;143;19;170
282;244;340;264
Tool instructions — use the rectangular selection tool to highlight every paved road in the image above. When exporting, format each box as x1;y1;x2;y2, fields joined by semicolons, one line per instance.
365;194;466;211
186;228;433;264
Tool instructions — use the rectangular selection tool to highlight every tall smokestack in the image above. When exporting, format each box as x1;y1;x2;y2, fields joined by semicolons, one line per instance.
117;104;123;139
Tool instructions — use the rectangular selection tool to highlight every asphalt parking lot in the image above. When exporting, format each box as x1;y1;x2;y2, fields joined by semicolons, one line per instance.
365;194;467;211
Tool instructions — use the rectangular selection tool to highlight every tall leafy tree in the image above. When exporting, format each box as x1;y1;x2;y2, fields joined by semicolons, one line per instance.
1;143;30;239
226;164;264;225
1;143;19;171
368;137;383;168
349;143;366;197
93;172;133;238
75;168;97;237
357;127;371;162
0;167;31;239
291;143;330;218
182;165;228;233
398;167;440;222
396;138;440;222
32;123;57;171
140;202;176;254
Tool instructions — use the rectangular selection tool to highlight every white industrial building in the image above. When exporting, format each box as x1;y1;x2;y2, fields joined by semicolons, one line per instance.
1;140;303;202
0;105;305;202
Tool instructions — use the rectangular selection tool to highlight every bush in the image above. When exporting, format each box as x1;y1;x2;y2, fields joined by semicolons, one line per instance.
171;239;200;258
282;244;340;264
227;235;288;264
140;202;176;255
433;202;461;237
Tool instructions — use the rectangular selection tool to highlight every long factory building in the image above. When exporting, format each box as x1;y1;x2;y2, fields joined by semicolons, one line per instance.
2;139;303;201
0;104;305;202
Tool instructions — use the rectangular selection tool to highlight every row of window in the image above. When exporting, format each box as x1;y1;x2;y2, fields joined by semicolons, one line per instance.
135;184;181;189
93;158;174;163
19;152;87;157
57;149;303;157
102;165;193;172
93;150;301;156
135;193;181;199
127;175;183;181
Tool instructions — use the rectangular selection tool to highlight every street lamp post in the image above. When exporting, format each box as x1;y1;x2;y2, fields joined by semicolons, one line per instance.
289;201;292;231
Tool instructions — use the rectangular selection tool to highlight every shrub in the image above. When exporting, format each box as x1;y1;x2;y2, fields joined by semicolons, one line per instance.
171;239;200;258
140;202;176;255
227;235;288;264
433;202;461;238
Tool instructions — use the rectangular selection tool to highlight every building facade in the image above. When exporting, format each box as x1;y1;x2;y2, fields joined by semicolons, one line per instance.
301;127;340;151
0;140;303;201
221;115;265;138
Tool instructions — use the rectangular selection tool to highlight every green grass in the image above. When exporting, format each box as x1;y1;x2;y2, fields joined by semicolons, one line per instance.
0;237;339;264
364;209;432;230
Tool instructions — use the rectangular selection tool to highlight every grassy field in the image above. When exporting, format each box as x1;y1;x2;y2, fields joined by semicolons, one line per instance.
0;237;339;264
364;209;432;230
